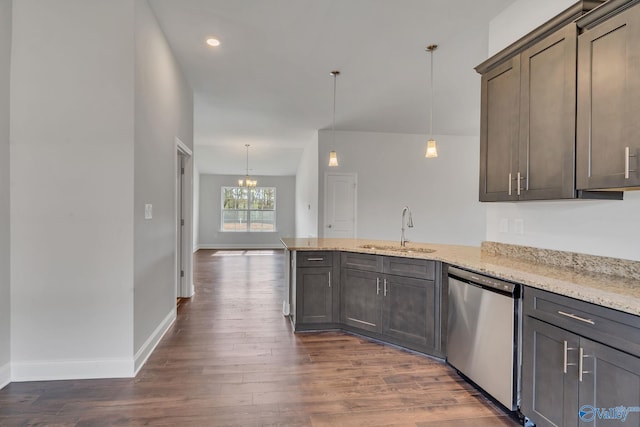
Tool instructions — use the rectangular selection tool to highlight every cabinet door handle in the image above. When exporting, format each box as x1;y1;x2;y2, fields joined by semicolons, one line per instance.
376;277;380;295
306;257;324;261
563;340;578;374
328;271;331;288
383;278;387;296
517;172;522;196
558;311;595;325
508;173;512;196
579;347;583;382
579;347;592;383
625;146;637;179
625;147;630;179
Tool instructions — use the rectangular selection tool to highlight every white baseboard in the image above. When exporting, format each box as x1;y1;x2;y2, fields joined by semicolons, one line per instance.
197;243;283;250
0;361;10;389
134;307;176;375
11;357;134;382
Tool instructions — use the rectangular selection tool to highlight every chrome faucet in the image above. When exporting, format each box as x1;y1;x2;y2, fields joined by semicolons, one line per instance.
401;206;414;247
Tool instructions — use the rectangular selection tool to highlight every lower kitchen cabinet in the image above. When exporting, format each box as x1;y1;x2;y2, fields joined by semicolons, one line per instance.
382;274;434;349
291;250;445;357
293;251;339;329
340;253;444;356
341;268;382;333
521;287;640;427
522;317;580;426
296;267;333;324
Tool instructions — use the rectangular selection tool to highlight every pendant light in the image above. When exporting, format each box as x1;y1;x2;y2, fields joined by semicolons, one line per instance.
238;144;257;187
328;70;340;167
425;44;438;158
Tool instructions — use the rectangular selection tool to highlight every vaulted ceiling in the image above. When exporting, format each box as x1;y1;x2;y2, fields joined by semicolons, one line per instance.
149;0;515;175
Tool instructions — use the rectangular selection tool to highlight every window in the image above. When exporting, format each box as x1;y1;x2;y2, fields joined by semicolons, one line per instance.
221;187;276;232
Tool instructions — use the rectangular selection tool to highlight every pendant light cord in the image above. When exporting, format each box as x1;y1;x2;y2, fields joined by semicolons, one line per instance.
426;44;438;139
332;71;338;145
428;46;435;139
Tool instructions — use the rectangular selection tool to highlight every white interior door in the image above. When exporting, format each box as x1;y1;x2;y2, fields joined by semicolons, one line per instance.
324;173;357;238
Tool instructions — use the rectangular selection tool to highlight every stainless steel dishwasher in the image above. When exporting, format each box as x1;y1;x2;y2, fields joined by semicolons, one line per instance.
447;266;521;411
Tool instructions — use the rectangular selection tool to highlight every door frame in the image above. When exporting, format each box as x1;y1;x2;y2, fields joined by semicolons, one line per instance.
176;137;194;298
323;172;358;238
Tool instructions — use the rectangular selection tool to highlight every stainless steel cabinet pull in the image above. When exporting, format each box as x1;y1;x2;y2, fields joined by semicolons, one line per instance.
579;348;592;383
625;146;637;179
563;341;577;374
508;173;512;196
328;271;331;287
376;277;380;295
517;172;521;196
558;311;595;325
383;279;388;296
625;147;630;179
306;257;324;261
579;347;583;382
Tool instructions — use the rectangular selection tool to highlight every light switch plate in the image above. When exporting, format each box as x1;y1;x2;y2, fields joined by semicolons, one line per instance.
145;204;153;219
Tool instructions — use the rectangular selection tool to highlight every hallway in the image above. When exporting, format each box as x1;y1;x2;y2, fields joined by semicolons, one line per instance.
0;250;518;426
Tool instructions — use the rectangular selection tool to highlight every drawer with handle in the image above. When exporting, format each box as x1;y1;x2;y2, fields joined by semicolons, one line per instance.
297;251;333;267
523;286;640;357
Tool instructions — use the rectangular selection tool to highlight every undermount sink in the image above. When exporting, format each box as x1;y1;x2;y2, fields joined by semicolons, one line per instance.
358;244;436;254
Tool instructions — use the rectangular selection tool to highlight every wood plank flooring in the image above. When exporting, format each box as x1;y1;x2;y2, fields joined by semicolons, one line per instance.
0;249;520;426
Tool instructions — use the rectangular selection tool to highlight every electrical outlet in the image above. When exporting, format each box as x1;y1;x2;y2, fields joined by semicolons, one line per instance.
499;218;509;233
145;204;153;220
514;218;524;235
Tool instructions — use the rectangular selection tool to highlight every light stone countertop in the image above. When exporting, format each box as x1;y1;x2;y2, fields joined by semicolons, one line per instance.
281;237;640;317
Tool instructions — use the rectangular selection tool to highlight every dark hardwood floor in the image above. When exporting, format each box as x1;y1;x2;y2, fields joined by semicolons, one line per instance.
0;249;520;426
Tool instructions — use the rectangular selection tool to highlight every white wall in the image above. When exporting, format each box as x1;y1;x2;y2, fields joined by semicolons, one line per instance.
318;130;485;246
10;0;135;379
295;136;319;238
199;174;296;248
488;0;575;55
133;0;193;370
486;0;640;261
0;0;11;388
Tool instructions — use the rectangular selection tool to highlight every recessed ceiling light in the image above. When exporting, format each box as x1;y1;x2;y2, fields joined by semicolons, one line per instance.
206;38;220;47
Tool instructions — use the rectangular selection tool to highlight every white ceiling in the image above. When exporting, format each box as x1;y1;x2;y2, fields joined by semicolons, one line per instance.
149;0;515;175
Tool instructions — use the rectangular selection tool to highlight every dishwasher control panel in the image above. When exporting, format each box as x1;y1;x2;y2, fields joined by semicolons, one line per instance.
448;266;519;296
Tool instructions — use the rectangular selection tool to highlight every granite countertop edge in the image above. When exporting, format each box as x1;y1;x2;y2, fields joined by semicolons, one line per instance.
281;238;640;317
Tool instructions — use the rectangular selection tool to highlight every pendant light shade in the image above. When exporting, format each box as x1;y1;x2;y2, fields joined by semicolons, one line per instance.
425;139;438;158
328;150;339;166
238;144;257;187
329;70;340;167
425;44;438;159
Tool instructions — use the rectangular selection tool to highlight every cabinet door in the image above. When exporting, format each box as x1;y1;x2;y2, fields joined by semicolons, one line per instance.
341;269;381;333
521;317;579;427
296;267;333;324
479;56;520;202
519;24;577;200
381;275;434;350
577;5;640;189
578;338;640;426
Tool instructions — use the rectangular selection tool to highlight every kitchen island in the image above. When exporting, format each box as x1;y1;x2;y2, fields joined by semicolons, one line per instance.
281;237;640;316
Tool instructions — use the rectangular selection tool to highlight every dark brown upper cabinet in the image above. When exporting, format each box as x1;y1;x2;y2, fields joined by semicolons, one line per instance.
577;2;640;191
476;0;623;202
479;24;578;202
